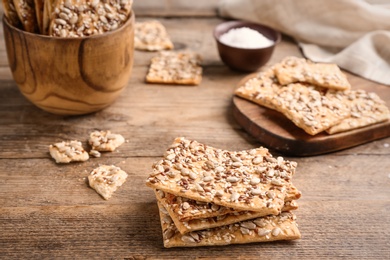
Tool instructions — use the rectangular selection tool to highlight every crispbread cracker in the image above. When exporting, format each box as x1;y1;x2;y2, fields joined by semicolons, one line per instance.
146;137;297;214
326;90;390;134
33;0;44;33
135;20;174;51
274;56;351;90
156;183;301;222
48;0;132;37
49;140;89;163
88;130;125;152
2;0;22;28
270;83;350;135
146;51;202;85
13;0;39;32
158;202;301;248
156;190;298;234
235;66;281;110
88;165;128;200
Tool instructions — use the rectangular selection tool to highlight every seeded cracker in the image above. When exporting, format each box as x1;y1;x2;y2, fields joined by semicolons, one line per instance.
135;20;174;51
49;140;89;163
146;51;202;86
156;190;298;235
49;0;133;37
235;65;282;110
158;202;301;248
146;137;297;214
88;165;128;200
88;130;125;152
13;0;39;32
2;0;22;28
270;83;350;135
156;183;301;222
274;56;351;90
326;89;390;134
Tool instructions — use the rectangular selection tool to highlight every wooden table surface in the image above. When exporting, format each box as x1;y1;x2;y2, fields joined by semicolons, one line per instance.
1;3;390;259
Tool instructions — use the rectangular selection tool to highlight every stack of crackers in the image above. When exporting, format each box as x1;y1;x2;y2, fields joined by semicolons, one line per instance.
235;56;390;135
2;0;133;36
145;137;301;248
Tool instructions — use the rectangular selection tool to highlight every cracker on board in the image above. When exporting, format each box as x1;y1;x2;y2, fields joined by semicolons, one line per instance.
146;137;297;214
158;202;301;248
234;66;281;110
274;56;351;91
49;140;89;163
155;183;301;222
88;165;128;200
326;89;390;134
134;20;174;51
88;130;125;152
13;0;39;32
270;83;350;135
145;51;202;86
156;190;298;234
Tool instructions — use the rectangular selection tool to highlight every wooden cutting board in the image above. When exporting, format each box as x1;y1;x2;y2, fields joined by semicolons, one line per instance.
232;74;390;156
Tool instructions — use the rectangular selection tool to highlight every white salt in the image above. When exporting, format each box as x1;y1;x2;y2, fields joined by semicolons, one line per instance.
219;27;274;49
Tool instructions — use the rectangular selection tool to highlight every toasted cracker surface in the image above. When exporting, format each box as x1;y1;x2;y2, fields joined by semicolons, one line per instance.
274;56;351;90
49;140;89;163
135;20;174;51
326;90;390;134
88;165;128;200
146;137;297;214
146;51;202;85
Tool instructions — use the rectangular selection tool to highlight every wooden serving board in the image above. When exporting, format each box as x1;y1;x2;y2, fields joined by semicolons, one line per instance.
232;74;390;156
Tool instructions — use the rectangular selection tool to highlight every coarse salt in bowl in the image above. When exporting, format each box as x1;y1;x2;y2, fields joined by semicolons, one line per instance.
214;20;281;72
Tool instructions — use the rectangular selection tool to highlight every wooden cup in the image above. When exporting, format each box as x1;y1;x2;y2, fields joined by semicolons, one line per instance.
2;12;135;115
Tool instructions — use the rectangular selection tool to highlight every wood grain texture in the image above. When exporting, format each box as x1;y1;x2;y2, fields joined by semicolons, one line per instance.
233;73;390;156
2;14;134;115
0;13;390;259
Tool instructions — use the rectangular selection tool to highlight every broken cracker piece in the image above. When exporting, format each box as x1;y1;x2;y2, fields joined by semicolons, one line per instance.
49;140;89;163
135;20;174;51
88;165;128;200
88;130;125;152
146;51;202;85
13;0;39;33
158;202;301;248
274;56;351;90
146;137;297;214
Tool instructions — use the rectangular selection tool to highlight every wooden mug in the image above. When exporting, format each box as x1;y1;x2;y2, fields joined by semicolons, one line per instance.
3;12;134;115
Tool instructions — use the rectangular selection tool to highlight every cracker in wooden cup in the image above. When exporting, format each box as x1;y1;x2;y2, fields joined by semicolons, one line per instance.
13;0;39;32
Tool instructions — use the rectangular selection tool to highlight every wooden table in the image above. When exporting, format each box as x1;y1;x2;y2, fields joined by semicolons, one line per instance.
1;3;389;259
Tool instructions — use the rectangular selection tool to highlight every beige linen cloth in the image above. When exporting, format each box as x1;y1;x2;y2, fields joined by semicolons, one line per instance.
218;0;390;85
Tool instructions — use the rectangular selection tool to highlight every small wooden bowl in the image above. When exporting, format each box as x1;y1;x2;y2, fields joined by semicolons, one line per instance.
214;20;280;72
2;13;135;115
